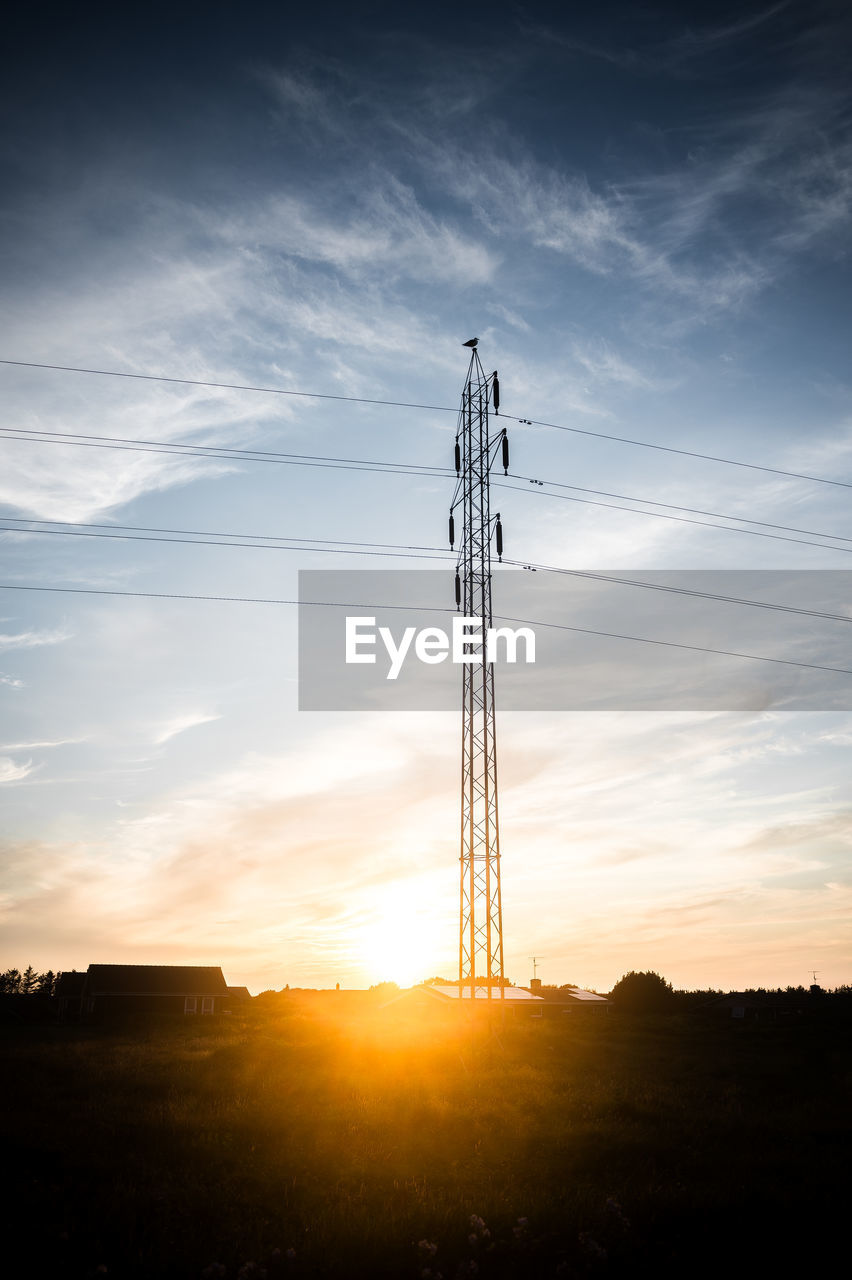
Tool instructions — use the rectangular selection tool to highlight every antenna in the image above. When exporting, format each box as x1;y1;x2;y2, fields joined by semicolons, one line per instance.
528;955;542;980
449;342;508;1002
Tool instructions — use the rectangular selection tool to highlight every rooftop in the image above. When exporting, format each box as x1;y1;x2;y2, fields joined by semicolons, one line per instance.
426;984;544;1002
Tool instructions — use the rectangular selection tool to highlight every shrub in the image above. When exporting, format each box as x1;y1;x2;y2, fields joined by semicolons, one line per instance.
609;970;675;1013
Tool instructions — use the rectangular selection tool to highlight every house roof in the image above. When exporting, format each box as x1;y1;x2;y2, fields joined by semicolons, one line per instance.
707;992;782;1009
55;971;87;997
423;984;544;1003
85;964;228;994
561;987;610;1004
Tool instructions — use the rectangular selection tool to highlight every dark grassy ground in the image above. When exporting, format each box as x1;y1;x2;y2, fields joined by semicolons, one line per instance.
1;999;849;1278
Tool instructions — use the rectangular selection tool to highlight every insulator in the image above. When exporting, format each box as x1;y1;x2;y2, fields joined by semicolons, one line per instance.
448;512;455;548
454;571;461;609
493;373;500;414
454;439;461;474
501;431;509;475
495;516;503;561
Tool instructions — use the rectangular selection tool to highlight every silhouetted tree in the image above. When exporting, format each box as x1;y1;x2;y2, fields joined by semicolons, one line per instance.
36;970;56;998
609;970;674;1013
20;965;38;996
0;969;21;994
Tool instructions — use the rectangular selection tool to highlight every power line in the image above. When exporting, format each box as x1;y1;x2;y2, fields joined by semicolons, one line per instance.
3;356;851;491
1;425;450;473
0;521;454;562
497;481;852;557
521;415;852;492
505;477;852;545
4;426;852;555
0;428;450;480
4;516;852;626
502;561;852;626
0;358;456;415
0;515;446;551
1;581;850;677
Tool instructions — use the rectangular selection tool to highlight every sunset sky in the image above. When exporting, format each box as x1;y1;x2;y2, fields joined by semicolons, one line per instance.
2;0;851;993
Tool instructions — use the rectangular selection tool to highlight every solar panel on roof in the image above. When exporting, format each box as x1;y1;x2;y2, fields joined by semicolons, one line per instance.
431;985;544;1001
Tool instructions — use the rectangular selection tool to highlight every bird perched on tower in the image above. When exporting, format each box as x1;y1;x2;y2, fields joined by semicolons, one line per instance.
462;337;478;348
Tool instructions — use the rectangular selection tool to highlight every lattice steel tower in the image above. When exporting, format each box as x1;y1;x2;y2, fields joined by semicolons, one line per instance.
448;340;509;1001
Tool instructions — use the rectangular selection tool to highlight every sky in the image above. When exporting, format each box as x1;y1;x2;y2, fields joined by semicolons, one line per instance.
1;0;851;993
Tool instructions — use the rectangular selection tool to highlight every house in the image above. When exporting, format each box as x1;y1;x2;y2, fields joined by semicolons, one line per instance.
555;986;611;1013
226;985;252;1005
382;983;547;1017
526;980;611;1013
706;992;782;1021
55;969;87;1020
64;964;233;1020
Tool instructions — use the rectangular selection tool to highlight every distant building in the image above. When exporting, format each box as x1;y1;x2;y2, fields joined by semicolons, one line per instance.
523;980;611;1013
706;992;782;1021
226;985;252;1005
382;983;547;1017
55;970;87;1020
556;986;611;1013
59;964;234;1020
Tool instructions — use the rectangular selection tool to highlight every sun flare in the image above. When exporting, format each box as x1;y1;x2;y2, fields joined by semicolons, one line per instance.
358;881;445;988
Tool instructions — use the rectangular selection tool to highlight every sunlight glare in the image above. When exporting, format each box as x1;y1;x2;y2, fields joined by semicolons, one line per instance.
359;880;442;988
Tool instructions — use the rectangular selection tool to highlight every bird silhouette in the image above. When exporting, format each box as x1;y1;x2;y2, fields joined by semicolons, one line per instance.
462;337;478;348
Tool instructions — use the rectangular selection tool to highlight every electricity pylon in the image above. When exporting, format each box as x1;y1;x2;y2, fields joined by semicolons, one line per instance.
448;341;509;1001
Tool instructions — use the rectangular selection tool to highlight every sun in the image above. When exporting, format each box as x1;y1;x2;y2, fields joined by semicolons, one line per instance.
358;880;445;988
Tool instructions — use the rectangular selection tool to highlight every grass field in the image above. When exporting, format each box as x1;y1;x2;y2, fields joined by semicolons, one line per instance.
2;997;849;1278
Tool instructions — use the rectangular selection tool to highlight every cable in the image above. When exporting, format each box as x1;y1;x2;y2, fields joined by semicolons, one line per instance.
496;481;852;557
3;355;851;491
0;429;450;480
0;515;446;551
504;476;852;545
5;516;852;626
520;416;852;491
1;581;850;677
501;560;852;626
0;358;456;415
0;522;454;562
1;425;451;473
5;428;852;555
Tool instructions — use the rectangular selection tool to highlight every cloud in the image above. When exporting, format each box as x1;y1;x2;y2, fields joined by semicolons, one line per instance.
3;709;850;989
656;3;796;68
0;757;35;783
571;341;670;391
0;674;24;689
214;181;497;287
0;626;71;651
0;213;305;523
151;712;221;746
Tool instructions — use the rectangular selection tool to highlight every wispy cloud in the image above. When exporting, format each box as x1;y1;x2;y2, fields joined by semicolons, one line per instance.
652;2;795;69
571;340;671;391
0;757;35;783
3;710;850;988
214;181;497;286
520;3;793;77
151;712;221;746
0;626;71;651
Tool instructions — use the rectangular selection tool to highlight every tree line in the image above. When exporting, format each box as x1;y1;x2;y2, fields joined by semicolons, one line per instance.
0;966;59;997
